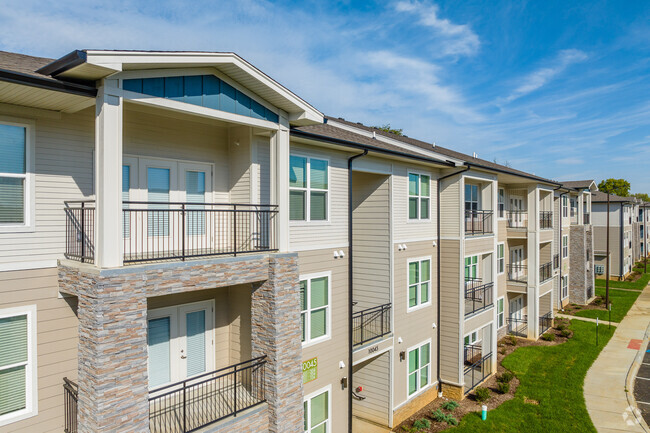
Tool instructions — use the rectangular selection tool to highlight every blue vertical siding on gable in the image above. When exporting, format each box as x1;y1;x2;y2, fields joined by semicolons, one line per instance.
122;74;280;123
202;75;220;110
143;78;165;97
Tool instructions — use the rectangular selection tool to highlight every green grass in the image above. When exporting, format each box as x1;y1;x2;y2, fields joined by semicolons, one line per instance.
453;320;614;433
573;286;641;322
595;272;650;290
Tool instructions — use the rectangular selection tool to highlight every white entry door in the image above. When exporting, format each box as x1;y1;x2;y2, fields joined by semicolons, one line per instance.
509;296;523;321
509;196;525;227
510;246;524;279
147;300;215;389
178;163;213;255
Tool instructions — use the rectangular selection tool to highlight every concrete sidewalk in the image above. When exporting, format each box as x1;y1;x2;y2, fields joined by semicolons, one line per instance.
556;313;619;325
583;284;650;433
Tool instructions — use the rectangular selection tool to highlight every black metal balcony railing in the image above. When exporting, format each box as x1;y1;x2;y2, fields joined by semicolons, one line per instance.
464;279;493;316
540;261;553;283
507;315;528;337
463;344;483;365
584;213;590;225
65;201;278;264
507;264;527;284
149;357;267;433
352;303;391;347
553;253;560;270
465;209;493;235
540;211;553;229
464;348;492;394
63;377;78;433
506;210;528;229
539;312;553;335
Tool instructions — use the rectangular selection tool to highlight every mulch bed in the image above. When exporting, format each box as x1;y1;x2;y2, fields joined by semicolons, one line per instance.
393;318;572;432
562;297;608;315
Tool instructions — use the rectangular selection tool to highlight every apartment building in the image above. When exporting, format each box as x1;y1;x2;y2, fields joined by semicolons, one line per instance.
0;48;589;433
592;191;636;280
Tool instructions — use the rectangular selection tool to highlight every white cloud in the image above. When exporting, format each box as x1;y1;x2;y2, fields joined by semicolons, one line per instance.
394;1;480;56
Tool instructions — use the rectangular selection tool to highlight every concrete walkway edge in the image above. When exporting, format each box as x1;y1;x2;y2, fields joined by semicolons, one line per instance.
625;325;650;432
556;313;619;325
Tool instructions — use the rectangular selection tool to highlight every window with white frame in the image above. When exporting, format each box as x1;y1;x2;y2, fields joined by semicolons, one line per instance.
464;255;478;281
465;183;479;212
300;273;330;345
0;122;32;230
498;188;505;218
497;297;505;328
0;306;37;426
561;275;568;299
407;341;431;397
408;258;431;309
562;196;568;218
464;331;479;346
303;387;330;433
408;172;430;220
290;155;328;221
497;243;505;274
562;235;568;258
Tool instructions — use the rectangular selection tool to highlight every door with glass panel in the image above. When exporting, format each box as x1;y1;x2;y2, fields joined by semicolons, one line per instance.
509;196;525;228
147;301;214;389
179;163;212;257
509;296;523;321
510;246;524;280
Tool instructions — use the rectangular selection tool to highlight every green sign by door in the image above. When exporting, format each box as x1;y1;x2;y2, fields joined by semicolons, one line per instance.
302;357;318;384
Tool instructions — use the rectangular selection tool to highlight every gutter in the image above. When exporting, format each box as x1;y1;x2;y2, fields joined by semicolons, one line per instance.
347;149;368;433
291;129;457;168
436;165;469;393
0;68;96;97
35;49;87;77
464;161;561;186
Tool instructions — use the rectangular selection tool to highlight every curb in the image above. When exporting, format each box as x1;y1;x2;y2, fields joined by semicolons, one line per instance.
625;311;650;433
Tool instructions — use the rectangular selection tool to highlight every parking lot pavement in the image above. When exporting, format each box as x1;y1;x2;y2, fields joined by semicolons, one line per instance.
635;349;650;426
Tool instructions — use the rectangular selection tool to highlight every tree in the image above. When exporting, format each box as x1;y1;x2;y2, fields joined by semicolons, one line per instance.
598;178;630;196
372;124;403;136
632;193;650;202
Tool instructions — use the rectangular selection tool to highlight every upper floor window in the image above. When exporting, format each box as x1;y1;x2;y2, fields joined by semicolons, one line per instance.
408;173;430;220
498;188;505;218
408;258;431;310
497;243;505;274
465;255;478;280
562;196;568;218
562;235;569;258
0;122;32;230
407;341;431;397
300;273;330;346
465;184;479;211
290;155;328;222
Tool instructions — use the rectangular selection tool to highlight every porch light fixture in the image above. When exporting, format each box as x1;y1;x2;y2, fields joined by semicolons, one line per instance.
339;361;345;369
399;351;405;361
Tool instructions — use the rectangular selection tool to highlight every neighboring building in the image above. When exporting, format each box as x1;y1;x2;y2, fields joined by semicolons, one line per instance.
591;191;636;280
0;48;596;433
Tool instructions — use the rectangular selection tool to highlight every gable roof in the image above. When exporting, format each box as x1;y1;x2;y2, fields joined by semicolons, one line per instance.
591;191;635;203
560;180;596;190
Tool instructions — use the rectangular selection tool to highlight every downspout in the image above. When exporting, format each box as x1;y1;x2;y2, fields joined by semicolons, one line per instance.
436;165;469;393
554;186;568;312
347;149;367;433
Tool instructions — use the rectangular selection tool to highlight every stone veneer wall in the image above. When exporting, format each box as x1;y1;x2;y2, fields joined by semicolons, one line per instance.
585;227;595;300
58;253;300;433
569;226;588;305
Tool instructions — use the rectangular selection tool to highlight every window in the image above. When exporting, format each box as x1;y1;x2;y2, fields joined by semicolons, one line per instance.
464;256;478;280
0;306;37;426
465;184;479;211
570;198;576;217
497;298;504;328
408;258;431;310
290;155;328;221
464;331;479;346
304;387;330;433
498;188;505;218
407;341;431;397
408;173;430;220
0;122;32;231
562;235;568;258
561;275;568;299
300;273;330;345
562;196;568;218
497;243;505;274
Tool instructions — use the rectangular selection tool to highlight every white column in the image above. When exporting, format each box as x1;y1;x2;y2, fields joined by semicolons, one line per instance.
95;79;123;268
272;123;290;252
526;185;539;338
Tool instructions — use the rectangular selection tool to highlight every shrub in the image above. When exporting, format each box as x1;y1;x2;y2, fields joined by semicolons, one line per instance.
499;347;507;355
498;371;514;383
413;418;431;430
594;297;603;306
496;381;510;394
431;409;447;422
446;416;458;426
441;400;459;411
541;332;556;342
507;335;517;346
556;323;566;331
561;329;571;338
474;386;491;403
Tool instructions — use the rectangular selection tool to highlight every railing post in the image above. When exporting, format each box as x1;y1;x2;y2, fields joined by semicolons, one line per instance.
181;203;186;261
80;202;86;263
233;204;237;257
360;310;365;344
233;363;238;417
381;306;384;337
183;380;187;433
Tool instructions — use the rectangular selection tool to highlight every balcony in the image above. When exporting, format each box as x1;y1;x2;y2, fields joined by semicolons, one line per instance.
465;209;493;236
507;210;528;229
539;211;553;229
464;278;494;316
463;344;492;393
352;303;391;347
539;312;553;335
507;264;527;284
149;357;267;433
65;201;278;265
507;315;528;338
539;261;553;283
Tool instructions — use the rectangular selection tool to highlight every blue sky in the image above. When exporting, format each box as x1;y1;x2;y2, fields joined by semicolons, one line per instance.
1;0;649;192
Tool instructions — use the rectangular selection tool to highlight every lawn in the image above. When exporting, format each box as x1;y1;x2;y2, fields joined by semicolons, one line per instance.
574;286;642;322
452;320;614;433
595;272;650;290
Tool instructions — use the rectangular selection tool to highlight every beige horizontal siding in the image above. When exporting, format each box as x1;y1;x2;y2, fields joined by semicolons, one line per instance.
438;239;461;385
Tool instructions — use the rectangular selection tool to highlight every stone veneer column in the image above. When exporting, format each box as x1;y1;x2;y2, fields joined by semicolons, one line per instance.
251;254;303;433
569;226;587;304
77;288;149;433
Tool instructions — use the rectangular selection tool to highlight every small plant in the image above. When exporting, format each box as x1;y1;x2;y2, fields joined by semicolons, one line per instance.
441;400;459;411
497;371;514;383
412;418;431;430
446;416;458;426
556;323;566;331
496;381;510;394
541;332;556;342
507;335;517;346
594;297;603;306
499;347;507;355
431;409;447;422
560;329;571;338
474;386;491;403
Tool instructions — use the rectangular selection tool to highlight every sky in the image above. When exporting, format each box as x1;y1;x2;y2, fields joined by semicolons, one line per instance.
1;0;649;192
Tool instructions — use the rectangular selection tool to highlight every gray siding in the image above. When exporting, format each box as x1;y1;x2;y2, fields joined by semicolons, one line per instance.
353;351;391;426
